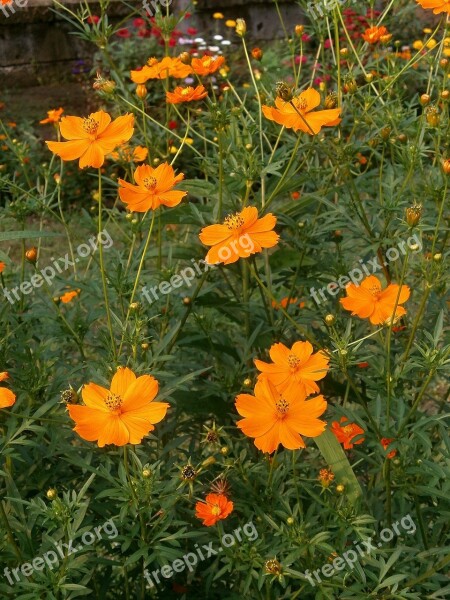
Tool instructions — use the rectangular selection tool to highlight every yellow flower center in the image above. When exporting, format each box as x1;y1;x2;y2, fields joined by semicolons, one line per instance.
287;353;300;368
343;424;354;435
368;284;381;297
105;393;123;411
143;176;157;190
297;98;308;110
203;57;212;67
276;398;289;415
82;117;99;135
224;213;244;230
211;505;221;515
181;88;191;96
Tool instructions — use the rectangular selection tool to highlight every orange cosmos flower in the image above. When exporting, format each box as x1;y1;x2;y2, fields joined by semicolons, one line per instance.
0;261;5;273
262;88;341;135
340;275;410;326
362;26;390;44
381;437;397;459
46;111;134;169
166;85;208;104
191;55;225;76
131;57;192;83
271;297;305;310
109;145;148;163
40;108;64;124
195;493;234;526
0;372;16;409
199;206;278;265
331;417;365;450
67;367;169;447
254;341;329;402
416;0;450;15
60;289;80;304
118;163;187;212
235;378;327;454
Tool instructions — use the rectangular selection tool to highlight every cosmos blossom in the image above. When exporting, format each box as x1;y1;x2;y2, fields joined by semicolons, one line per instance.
331;417;365;450
254;341;329;402
195;493;234;526
415;0;450;15
235;378;327;454
67;367;169;447
46;110;134;169
199;206;278;265
262;88;341;135
340;275;410;325
118;163;187;212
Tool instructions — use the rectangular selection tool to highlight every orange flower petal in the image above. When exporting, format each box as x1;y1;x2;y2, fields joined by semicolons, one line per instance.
110;367;136;397
0;388;16;409
81;383;109;411
122;375;159;411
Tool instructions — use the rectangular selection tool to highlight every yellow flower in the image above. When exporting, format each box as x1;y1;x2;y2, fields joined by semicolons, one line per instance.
225;19;236;27
213;12;224;19
412;40;424;50
426;38;437;49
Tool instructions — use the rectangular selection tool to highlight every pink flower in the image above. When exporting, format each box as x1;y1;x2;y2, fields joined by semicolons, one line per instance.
324;39;333;49
295;55;307;65
133;18;145;28
302;33;311;42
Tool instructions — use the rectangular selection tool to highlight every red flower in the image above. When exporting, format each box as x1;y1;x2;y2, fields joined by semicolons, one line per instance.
331;417;365;449
87;15;100;25
116;28;131;38
133;18;145;28
381;438;397;459
195;493;233;526
168;120;178;130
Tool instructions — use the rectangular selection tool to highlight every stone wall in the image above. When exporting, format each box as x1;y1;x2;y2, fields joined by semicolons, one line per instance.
0;0;301;88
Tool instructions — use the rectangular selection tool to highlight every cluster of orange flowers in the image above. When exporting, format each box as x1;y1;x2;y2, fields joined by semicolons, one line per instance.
235;341;329;454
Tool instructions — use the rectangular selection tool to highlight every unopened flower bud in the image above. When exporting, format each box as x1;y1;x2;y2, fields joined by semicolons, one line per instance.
425;106;440;127
235;18;246;37
433;253;442;262
294;25;304;36
275;81;294;102
324;92;338;109
251;47;263;61
325;314;335;326
243;378;252;387
182;296;191;305
136;84;147;99
336;484;345;494
265;558;282;575
46;488;57;500
442;158;450;175
25;246;37;263
220;446;229;455
179;51;191;65
141;342;149;350
405;204;422;228
380;126;391;141
142;468;151;478
441;90;450;101
129;302;140;311
340;47;349;57
420;93;431;106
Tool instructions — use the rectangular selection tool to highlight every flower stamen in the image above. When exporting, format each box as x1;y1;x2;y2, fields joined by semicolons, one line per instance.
105;393;123;411
82;117;99;135
224;213;244;230
276;398;289;415
143;176;158;190
287;354;301;368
